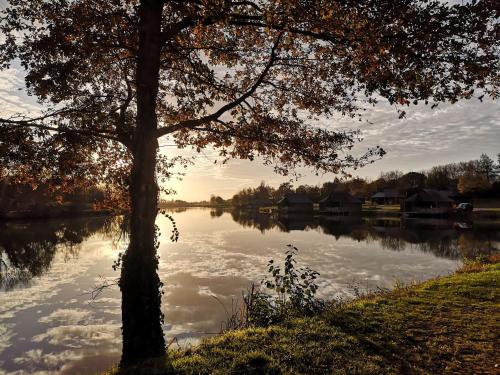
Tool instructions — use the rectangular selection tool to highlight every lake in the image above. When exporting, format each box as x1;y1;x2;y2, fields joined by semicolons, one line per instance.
0;208;498;374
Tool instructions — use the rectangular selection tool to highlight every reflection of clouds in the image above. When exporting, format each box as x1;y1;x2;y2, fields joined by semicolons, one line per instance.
88;297;121;317
158;211;460;302
11;349;119;375
38;309;94;325
12;350;48;366
0;235;122;375
32;324;121;348
162;272;251;339
1;209;476;374
0;324;14;356
0;238;108;321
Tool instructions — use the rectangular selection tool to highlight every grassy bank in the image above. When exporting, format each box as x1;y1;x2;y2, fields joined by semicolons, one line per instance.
109;257;499;374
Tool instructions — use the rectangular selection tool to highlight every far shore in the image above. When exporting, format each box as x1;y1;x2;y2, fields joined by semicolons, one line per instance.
2;202;499;221
0;206;117;221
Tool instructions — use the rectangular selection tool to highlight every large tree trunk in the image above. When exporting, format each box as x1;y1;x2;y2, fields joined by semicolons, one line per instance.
119;0;165;366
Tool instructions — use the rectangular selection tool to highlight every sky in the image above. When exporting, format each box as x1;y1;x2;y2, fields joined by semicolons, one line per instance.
161;98;499;201
0;1;499;201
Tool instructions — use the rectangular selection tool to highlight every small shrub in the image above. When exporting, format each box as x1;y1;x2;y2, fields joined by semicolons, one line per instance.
244;244;325;326
458;254;498;273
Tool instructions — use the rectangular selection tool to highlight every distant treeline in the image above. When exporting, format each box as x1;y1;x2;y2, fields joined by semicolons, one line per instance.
210;153;500;207
159;199;220;208
0;179;111;219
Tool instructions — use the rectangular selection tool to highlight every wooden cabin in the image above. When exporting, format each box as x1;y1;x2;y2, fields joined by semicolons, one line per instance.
354;194;366;204
401;189;455;216
371;189;403;205
241;198;273;211
277;193;314;213
319;191;362;215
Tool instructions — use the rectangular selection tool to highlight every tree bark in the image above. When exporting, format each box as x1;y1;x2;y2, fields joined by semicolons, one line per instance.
119;0;165;366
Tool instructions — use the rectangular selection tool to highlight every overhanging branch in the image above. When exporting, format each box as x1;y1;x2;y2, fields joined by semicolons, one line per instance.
1;118;123;144
156;34;282;138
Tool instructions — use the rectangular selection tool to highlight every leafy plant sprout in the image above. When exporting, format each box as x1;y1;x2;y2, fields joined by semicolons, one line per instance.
243;245;325;327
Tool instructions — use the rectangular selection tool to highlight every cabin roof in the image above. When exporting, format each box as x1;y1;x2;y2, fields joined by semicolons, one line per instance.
371;189;402;199
319;191;361;204
278;193;313;205
405;189;454;203
244;198;272;206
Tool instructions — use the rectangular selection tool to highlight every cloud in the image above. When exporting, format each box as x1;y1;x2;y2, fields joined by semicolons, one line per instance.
0;66;41;117
38;309;94;326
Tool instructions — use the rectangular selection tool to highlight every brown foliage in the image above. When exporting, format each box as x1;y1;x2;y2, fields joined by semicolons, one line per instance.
1;1;498;194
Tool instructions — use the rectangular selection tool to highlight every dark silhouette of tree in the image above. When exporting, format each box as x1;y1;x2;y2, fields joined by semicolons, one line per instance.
209;195;225;205
379;170;404;189
425;165;455;190
397;172;427;193
458;169;490;194
0;0;498;367
274;182;294;201
478;153;497;182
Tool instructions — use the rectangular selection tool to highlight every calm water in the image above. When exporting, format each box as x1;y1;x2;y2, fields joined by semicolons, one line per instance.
0;208;498;374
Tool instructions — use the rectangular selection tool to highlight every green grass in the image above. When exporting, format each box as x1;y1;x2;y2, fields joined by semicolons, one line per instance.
106;258;500;374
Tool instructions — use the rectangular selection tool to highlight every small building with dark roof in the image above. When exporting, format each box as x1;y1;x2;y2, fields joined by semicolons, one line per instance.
401;189;455;216
371;189;404;205
277;193;314;213
241;198;273;210
319;191;362;215
354;194;366;204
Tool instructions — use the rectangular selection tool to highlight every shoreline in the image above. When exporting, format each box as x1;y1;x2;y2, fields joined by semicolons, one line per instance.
0;208;117;221
2;204;499;221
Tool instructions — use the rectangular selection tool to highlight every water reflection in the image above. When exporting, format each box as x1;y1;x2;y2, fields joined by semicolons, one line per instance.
0;216;126;375
0;217;123;291
229;209;275;232
227;210;499;260
0;209;499;375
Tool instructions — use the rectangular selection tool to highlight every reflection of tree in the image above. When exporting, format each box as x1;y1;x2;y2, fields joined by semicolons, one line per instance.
0;216;119;290
379;236;406;251
277;214;319;232
457;232;498;259
209;207;224;218
319;216;363;240
229;209;277;233
228;213;500;260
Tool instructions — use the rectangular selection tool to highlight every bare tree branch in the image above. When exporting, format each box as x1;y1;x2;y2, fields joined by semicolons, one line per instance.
81;276;119;303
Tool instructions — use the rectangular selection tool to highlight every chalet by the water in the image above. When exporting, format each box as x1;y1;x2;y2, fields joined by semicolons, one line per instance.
401;189;455;216
354;194;366;204
319;191;362;215
277;193;314;213
371;189;404;205
241;198;273;210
